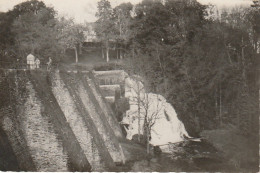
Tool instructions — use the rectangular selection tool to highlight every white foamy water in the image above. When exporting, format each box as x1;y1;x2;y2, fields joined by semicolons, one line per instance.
122;76;190;146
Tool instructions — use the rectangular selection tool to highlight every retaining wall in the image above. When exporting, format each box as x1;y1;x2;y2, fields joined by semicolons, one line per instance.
93;70;126;86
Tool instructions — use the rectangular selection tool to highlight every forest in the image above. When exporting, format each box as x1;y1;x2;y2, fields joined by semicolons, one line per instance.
0;0;259;171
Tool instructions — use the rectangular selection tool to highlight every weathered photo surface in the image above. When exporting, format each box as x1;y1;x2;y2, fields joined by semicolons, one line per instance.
0;0;259;172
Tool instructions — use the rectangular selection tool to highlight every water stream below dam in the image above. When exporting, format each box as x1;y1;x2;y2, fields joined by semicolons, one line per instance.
115;140;236;172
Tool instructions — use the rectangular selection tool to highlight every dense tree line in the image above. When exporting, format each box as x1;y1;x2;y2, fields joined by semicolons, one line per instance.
0;0;258;170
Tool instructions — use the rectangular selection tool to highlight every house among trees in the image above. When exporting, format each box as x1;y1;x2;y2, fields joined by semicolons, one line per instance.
83;22;99;48
83;22;126;61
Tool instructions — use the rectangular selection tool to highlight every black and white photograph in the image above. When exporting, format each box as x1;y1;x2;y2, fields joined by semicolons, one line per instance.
0;0;259;172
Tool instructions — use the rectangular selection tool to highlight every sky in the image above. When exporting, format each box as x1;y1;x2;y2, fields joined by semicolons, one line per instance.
0;0;252;23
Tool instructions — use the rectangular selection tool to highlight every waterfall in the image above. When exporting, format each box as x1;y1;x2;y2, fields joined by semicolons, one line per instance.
122;76;190;146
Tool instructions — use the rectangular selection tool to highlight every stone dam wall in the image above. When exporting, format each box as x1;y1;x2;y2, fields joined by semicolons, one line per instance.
0;69;129;171
93;70;126;104
60;72;124;163
51;72;106;171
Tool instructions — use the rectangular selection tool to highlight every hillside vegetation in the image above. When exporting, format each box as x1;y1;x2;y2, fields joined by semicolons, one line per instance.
0;0;259;171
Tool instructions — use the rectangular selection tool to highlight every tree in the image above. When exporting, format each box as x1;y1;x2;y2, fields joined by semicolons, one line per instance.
95;0;114;62
11;0;54;17
249;0;260;53
57;17;86;63
125;75;145;143
125;0;207;135
112;2;133;59
125;74;162;154
0;0;54;61
11;3;62;62
141;93;162;154
0;12;16;61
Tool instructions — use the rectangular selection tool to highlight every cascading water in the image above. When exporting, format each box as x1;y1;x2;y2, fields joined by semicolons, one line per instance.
122;75;190;146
